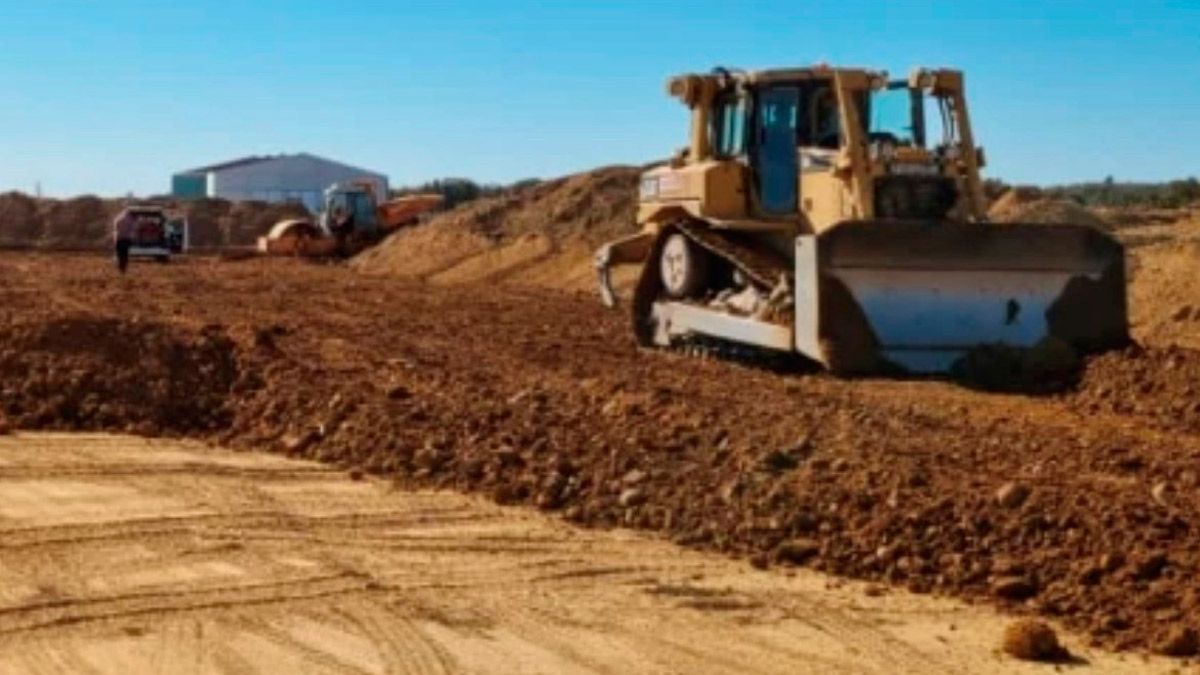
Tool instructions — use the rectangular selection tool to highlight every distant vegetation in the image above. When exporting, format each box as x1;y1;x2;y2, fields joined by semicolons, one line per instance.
987;176;1200;209
395;173;1200;214
1044;177;1200;209
391;177;542;211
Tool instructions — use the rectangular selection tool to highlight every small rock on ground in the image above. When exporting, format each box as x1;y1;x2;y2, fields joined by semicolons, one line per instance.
995;481;1031;509
776;538;820;565
1002;619;1069;662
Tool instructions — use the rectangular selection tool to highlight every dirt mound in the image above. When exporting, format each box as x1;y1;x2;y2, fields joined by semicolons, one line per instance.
179;198;233;248
988;190;1107;228
0;192;45;244
1071;344;1200;432
7;252;1200;655
226;201;312;246
353;165;641;291
0;193;311;250
1125;212;1200;348
40;196;117;247
988;186;1043;211
0;315;241;434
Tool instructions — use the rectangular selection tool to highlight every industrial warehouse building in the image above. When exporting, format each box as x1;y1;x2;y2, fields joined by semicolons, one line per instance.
171;153;388;213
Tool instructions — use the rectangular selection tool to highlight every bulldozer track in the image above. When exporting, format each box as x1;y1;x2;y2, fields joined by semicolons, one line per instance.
632;221;799;368
676;221;792;290
666;334;803;372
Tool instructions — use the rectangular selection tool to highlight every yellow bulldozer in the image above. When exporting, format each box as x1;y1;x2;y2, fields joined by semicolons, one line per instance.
595;65;1127;375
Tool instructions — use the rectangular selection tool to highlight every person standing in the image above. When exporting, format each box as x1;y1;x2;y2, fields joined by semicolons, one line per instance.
112;208;135;273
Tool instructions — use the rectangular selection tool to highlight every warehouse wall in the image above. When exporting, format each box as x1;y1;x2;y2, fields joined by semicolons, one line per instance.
207;155;388;213
171;174;207;199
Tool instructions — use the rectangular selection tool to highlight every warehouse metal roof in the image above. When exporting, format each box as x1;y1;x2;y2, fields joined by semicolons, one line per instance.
179;155;277;175
176;153;384;178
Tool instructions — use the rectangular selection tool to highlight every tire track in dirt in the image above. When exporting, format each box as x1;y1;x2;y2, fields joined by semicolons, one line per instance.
0;432;1176;673
0;573;374;638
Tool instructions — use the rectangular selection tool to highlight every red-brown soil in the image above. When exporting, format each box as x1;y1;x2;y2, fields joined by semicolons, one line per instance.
352;166;640;292
2;250;1199;655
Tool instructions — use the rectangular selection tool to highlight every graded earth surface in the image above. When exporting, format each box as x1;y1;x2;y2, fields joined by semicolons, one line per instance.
0;433;1180;674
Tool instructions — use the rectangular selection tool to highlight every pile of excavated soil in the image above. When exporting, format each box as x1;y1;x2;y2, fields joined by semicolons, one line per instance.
0;192;50;243
0;192;309;250
353;165;641;292
39;196;113;247
0;315;240;434
1123;213;1200;349
1071;344;1200;432
988;189;1107;228
1098;205;1194;230
3;252;1200;655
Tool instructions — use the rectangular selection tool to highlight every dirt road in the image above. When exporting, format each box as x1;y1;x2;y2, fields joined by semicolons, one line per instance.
1;252;1200;655
0;433;1178;674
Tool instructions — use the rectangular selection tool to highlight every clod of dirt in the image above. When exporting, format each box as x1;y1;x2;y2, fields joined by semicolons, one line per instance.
386;384;412;401
1132;552;1169;581
776;538;821;565
863;584;888;598
1099;552;1126;573
618;487;646;507
1002;619;1069;662
278;432;315;454
995;482;1031;509
1151;481;1170;506
992;576;1038;601
1155;626;1199;657
622;469;648;486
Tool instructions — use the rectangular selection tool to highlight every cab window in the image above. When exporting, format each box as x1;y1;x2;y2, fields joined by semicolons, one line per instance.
805;87;841;149
867;84;921;146
710;95;747;158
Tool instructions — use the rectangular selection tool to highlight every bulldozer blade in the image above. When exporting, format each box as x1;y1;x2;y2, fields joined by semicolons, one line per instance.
794;220;1128;375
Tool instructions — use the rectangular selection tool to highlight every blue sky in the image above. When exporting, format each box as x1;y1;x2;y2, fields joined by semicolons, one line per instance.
2;1;1198;197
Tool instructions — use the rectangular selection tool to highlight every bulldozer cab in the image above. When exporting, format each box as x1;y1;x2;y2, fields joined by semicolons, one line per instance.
705;68;985;228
